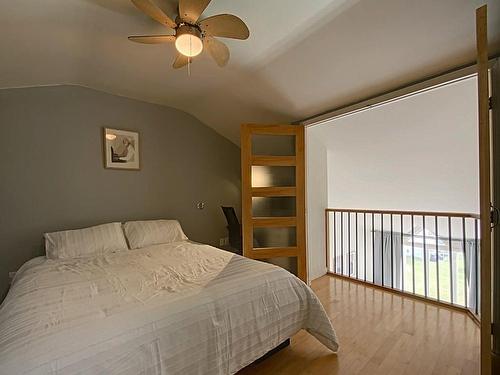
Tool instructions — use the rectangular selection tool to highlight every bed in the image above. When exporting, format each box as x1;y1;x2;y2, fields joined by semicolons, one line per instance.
0;239;338;374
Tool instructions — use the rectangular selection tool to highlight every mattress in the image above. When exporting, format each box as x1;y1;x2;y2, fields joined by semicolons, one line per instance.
0;241;338;374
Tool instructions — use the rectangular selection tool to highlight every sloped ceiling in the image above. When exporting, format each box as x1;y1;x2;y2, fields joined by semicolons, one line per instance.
1;0;499;144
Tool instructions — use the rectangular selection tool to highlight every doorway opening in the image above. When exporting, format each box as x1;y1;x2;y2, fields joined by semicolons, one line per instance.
305;73;481;314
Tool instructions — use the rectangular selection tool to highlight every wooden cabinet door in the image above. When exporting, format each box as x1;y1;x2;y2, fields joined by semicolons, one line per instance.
241;124;307;282
476;5;492;375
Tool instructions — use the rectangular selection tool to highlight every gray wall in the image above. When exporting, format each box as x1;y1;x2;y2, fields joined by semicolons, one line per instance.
0;85;241;299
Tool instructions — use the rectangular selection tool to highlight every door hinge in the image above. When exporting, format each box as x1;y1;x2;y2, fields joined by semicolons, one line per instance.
490;204;499;228
489;96;494;110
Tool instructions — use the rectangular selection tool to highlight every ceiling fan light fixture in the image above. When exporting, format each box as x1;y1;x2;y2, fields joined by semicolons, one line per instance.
175;24;203;57
129;0;251;68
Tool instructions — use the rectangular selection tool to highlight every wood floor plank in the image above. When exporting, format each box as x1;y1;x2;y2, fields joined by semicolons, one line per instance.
238;275;479;375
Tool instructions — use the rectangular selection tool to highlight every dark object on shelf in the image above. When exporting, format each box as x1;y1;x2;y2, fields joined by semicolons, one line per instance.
221;206;242;254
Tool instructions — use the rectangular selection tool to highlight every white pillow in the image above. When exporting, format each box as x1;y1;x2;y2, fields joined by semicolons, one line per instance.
123;220;188;250
44;222;128;259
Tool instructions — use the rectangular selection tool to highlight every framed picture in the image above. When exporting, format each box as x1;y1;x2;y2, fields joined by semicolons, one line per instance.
103;128;140;170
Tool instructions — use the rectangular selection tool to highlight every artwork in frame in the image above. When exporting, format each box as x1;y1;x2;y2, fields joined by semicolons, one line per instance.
103;128;140;170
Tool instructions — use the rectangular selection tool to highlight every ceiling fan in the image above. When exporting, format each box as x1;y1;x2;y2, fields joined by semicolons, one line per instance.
128;0;250;69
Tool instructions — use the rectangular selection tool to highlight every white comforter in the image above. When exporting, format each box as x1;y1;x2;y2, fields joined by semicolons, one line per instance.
0;241;338;374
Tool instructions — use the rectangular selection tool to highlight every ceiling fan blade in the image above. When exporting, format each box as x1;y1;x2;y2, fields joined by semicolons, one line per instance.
128;35;176;44
204;36;230;67
173;53;190;69
179;0;211;24
131;0;177;29
200;14;249;40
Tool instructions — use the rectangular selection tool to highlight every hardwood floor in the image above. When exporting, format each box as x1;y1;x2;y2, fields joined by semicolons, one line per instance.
239;275;479;375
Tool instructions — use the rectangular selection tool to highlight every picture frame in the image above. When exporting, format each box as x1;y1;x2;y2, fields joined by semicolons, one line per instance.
103;128;140;170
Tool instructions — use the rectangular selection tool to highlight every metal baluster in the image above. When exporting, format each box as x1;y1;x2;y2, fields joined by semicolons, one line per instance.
474;218;478;315
462;217;467;308
326;211;330;272
348;213;351;277
423;216;427;298
390;214;394;289
401;215;404;292
333;211;336;273
355;213;358;279
364;213;367;282
448;217;453;304
412;215;415;294
435;216;440;301
381;214;384;286
341;212;344;276
372;213;375;283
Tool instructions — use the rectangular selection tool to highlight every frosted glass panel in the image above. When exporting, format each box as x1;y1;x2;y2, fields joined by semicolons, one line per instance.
254;227;296;248
252;197;296;217
252;134;295;156
252;166;295;187
262;257;297;276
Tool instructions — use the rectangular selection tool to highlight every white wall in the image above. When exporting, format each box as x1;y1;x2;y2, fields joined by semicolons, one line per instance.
306;132;329;281
306;76;479;280
324;77;479;213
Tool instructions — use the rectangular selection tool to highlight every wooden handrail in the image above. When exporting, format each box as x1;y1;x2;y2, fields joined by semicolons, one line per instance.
324;206;482;319
325;208;480;219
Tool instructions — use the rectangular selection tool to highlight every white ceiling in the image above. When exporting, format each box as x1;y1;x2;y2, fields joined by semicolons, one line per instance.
1;0;499;144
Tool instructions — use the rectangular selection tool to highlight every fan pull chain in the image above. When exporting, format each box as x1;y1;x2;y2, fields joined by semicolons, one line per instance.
188;35;192;77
